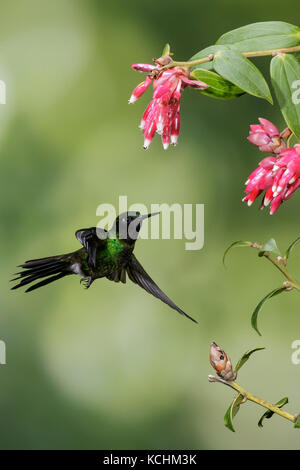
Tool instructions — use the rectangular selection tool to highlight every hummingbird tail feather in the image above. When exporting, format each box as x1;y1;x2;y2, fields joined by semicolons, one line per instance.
11;255;71;292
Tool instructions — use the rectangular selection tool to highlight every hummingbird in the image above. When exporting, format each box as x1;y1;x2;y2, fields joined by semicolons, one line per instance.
11;211;196;323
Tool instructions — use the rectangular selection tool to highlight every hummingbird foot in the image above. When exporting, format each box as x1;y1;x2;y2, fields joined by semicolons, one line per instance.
80;276;94;289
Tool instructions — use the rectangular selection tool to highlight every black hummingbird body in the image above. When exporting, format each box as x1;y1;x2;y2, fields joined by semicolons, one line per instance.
11;212;196;323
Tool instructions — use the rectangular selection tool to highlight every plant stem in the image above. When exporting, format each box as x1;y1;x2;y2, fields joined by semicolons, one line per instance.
264;254;300;288
158;45;300;71
231;381;296;423
209;375;297;423
287;133;293;148
250;243;300;291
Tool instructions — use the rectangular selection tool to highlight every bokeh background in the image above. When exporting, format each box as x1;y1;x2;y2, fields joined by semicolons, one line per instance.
0;0;300;450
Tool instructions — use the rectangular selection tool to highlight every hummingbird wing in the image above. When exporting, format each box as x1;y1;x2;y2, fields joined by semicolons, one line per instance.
126;255;197;323
75;227;107;268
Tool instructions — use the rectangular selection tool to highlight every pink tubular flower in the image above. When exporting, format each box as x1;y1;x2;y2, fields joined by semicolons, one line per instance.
129;55;209;149
243;145;300;214
129;76;153;104
248;118;287;154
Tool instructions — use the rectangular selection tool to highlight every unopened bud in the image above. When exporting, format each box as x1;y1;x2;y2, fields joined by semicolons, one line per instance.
280;127;292;140
210;342;236;382
277;256;287;266
154;55;172;67
283;281;293;291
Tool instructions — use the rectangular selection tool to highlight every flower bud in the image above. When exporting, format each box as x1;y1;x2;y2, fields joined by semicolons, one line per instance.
248;118;286;154
131;63;157;73
209;342;236;382
154;54;172;66
280;127;292;140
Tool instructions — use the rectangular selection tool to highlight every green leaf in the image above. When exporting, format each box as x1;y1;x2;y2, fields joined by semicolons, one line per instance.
213;50;273;103
270;54;300;140
224;393;244;432
223;240;252;267
251;287;286;336
217;21;300;52
294;414;300;428
191;69;244;100
234;347;265;374
189;45;230;71
258;238;281;257
286;236;300;259
162;43;171;56
258;397;289;428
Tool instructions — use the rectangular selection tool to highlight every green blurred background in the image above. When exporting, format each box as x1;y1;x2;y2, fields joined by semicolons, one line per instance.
0;0;300;450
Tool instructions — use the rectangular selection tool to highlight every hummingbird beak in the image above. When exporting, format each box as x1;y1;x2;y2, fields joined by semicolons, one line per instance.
139;212;160;221
128;212;160;241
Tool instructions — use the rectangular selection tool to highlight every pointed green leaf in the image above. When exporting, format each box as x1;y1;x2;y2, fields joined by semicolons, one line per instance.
189;45;230;71
258;238;281;257
234;347;265;374
214;50;273;103
271;54;300;140
191;69;244;100
224;393;244;432
217;21;300;52
294;414;300;428
286;236;300;259
162;43;171;56
258;397;289;428
251;287;286;336
223;240;252;267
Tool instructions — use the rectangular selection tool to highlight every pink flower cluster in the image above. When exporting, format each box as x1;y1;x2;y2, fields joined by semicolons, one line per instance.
129;56;209;150
243;118;300;214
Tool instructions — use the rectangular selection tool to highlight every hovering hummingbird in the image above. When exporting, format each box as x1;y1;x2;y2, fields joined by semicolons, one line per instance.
11;212;196;323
